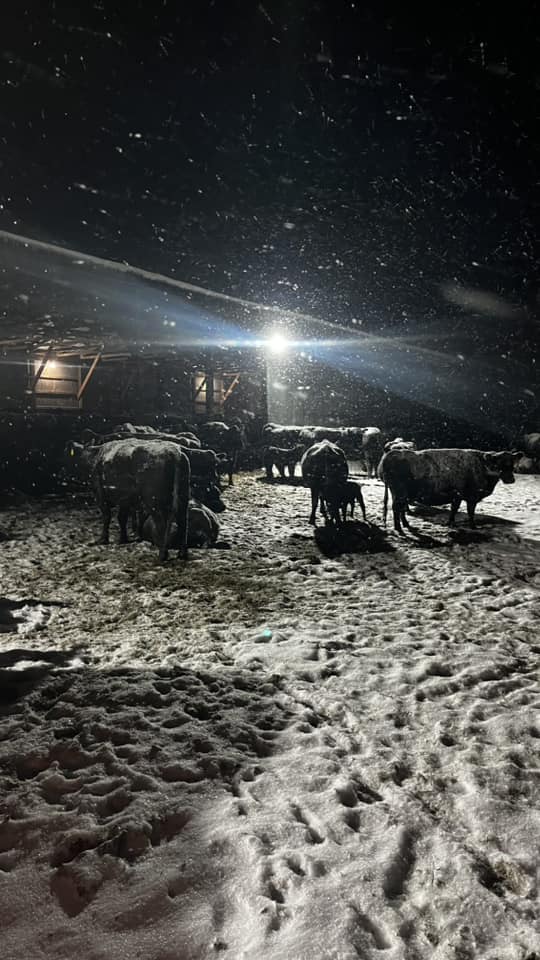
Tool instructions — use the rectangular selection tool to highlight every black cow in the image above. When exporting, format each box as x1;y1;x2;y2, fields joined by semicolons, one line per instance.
301;440;349;525
263;444;305;480
359;427;385;478
198;422;244;484
181;447;219;486
378;448;516;534
88;439;190;561
191;479;226;514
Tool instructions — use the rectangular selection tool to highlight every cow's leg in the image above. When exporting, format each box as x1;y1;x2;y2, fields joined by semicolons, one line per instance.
466;499;477;528
152;512;168;562
448;497;462;526
309;486;318;524
358;492;367;522
176;492;189;560
229;451;237;486
118;507;130;543
99;503;112;544
136;509;146;541
265;464;273;480
400;500;413;530
392;497;404;534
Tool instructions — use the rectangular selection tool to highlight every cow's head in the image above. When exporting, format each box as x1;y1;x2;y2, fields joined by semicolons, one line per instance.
192;481;226;513
483;451;515;484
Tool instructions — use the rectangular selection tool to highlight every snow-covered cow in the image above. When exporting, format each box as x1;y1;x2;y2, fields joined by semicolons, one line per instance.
301;440;349;525
378;448;516;534
88;439;190;561
384;437;416;452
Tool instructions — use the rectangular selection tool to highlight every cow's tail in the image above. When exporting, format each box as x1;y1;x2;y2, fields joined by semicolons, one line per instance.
382;481;389;527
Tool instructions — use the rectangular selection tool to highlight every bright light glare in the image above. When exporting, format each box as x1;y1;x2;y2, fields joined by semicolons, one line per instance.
266;332;289;354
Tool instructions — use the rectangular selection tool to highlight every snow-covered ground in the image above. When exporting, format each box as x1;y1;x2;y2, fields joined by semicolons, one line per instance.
1;470;539;960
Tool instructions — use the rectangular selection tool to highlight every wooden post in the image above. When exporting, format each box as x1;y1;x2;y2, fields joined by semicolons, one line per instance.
77;348;103;401
205;355;215;418
223;374;240;403
193;375;207;400
31;344;54;391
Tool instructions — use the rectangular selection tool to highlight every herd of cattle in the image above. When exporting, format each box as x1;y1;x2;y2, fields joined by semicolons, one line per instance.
67;420;536;561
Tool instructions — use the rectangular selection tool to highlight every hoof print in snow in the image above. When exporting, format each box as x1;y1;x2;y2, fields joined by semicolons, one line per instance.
50;858;105;917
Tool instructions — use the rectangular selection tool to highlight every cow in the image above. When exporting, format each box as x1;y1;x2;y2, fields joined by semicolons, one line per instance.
359;427;385;477
181;448;219;487
262;424;304;448
301;440;349;525
522;433;540;459
191;479;226;514
384;437;416;452
378;448;516;534
197;422;244;484
117;423;157;435
143;501;219;549
338;480;367;522
263;444;305;480
87;439;190;561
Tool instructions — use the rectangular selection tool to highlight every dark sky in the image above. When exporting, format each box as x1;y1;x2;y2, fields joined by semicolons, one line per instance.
0;1;538;366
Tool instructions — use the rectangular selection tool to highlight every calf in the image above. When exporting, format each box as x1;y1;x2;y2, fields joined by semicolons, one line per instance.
143;501;219;549
338;480;366;522
379;448;516;534
89;439;190;561
301;440;349;525
263;444;304;479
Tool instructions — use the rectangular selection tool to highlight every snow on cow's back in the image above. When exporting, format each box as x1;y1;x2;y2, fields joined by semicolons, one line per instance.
99;438;185;465
301;439;348;478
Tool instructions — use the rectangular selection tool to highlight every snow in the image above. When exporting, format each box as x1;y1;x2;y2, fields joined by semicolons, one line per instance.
0;471;539;959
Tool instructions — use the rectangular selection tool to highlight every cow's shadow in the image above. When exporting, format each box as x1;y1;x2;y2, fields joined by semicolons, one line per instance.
408;504;519;529
256;475;306;487
314;520;393;557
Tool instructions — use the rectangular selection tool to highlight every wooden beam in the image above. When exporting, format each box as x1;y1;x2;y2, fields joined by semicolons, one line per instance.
223;374;240;402
31;344;54;391
77;348;103;401
193;376;207;400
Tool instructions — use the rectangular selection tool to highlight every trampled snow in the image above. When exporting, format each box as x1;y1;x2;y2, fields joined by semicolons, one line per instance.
0;471;539;959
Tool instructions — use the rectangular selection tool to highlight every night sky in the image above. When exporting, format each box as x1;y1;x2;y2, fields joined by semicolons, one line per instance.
0;2;538;418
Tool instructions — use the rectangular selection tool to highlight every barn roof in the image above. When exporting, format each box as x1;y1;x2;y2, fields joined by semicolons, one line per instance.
0;230;322;360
